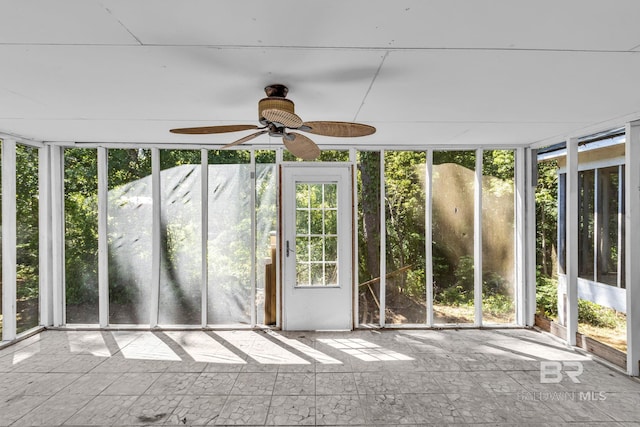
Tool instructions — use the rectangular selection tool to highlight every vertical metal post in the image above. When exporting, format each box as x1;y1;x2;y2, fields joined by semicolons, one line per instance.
201;149;208;327
425;150;434;326
566;137;579;346
474;149;483;325
51;145;65;326
250;150;257;327
594;168;601;282
515;147;526;325
379;150;386;327
150;148;161;327
618;164;624;289
525;148;537;326
38;145;52;327
625;121;640;376
97;147;109;327
350;148;359;328
2;139;17;340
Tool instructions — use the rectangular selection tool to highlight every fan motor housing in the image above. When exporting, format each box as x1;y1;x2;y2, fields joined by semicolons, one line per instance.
258;97;295;124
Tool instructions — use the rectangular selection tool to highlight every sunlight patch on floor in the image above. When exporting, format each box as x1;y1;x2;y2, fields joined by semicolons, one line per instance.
266;331;342;364
12;340;40;364
113;331;181;361
317;338;414;361
164;330;245;364
67;331;111;357
215;330;309;364
492;339;590;361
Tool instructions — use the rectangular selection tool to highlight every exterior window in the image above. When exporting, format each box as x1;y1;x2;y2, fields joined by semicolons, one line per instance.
560;165;625;287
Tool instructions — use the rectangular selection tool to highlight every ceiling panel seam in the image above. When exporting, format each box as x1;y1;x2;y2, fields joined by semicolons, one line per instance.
354;50;388;122
101;4;143;46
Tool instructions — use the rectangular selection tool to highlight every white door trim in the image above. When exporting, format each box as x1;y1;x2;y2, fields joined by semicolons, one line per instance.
280;163;353;331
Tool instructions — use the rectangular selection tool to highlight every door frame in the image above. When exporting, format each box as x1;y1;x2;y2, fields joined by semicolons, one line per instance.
279;162;355;330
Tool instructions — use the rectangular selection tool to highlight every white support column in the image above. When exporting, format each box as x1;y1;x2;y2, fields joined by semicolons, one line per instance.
525;148;537;326
474;149;483;326
2;139;17;340
39;145;53;327
51;145;65;326
625;121;640;376
201;149;208;327
425;150;434;326
566;137;579;346
250;151;257;327
150;148;161;327
515;147;526;325
379;150;386;327
350;148;359;328
97;147;109;327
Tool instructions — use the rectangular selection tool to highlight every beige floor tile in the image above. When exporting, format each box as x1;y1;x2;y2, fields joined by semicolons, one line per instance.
215;395;271;425
266;395;315;425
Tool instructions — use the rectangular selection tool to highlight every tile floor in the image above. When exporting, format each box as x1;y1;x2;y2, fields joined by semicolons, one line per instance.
1;328;639;426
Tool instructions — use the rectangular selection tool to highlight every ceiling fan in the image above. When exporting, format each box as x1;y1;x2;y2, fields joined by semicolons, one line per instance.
170;84;376;160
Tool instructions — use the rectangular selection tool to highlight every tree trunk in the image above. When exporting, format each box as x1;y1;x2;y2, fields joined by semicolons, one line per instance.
358;152;381;284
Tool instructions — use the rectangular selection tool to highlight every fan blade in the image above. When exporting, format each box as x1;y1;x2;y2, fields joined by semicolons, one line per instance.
301;121;376;137
222;130;268;149
170;124;259;135
262;108;303;128
282;132;321;160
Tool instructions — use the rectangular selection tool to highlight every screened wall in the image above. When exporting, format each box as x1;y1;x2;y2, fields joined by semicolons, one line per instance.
2;142;534;338
358;149;521;327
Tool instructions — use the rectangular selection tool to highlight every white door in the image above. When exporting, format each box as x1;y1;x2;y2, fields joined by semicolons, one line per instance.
281;164;353;330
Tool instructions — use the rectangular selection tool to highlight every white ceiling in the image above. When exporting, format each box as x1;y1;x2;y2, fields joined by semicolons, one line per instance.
2;0;640;149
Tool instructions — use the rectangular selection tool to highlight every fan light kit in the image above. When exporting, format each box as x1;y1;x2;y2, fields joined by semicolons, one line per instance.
170;84;376;160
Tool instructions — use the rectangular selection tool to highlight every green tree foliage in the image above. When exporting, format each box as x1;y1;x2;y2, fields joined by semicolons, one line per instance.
15;145;40;299
64;148;99;310
384;151;426;298
357;151;381;283
536;159;558;277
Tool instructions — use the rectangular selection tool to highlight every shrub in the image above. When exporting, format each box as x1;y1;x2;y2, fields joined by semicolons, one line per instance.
437;285;471;306
536;273;558;318
578;299;619;329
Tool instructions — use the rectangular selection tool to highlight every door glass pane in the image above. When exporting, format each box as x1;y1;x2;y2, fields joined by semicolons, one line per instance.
65;148;99;324
433;151;475;324
16;144;39;333
482;150;515;324
295;182;338;287
108;148;152;324
384;151;427;325
158;150;201;325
